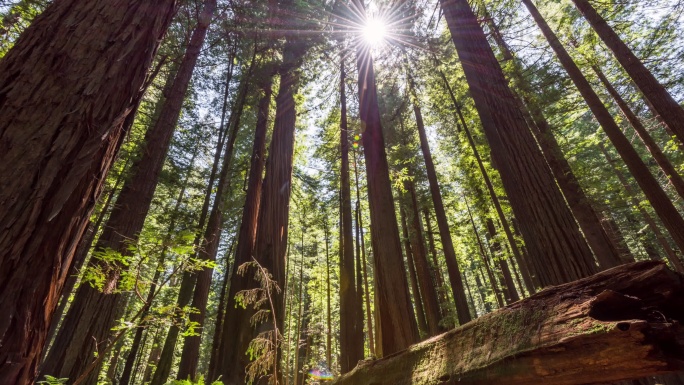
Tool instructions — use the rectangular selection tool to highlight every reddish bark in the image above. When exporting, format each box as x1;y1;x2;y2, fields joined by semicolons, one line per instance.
591;64;684;201
339;58;365;372
400;206;429;336
218;35;309;383
354;5;419;355
0;1;176;382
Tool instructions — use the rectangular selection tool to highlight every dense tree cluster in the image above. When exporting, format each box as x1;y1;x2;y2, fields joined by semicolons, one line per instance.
0;0;683;384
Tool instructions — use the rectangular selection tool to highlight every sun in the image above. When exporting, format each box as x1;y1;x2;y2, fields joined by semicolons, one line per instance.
362;16;388;47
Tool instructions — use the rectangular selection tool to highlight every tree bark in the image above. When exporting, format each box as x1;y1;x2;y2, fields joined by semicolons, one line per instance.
521;0;684;259
333;261;684;385
440;0;596;288
422;209;449;312
482;13;626;270
339;58;365;373
485;219;520;303
409;76;472;325
150;54;245;385
0;1;176;382
353;153;376;356
570;0;684;145
39;3;213;382
218;34;309;384
354;2;419;356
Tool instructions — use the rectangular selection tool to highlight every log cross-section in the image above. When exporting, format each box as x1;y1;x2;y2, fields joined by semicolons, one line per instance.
333;261;684;385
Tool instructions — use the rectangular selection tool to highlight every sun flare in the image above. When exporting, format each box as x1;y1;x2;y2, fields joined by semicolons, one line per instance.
362;17;388;47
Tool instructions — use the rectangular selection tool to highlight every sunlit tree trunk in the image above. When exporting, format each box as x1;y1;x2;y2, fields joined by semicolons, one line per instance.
438;70;535;293
521;0;684;258
354;3;418;355
599;144;684;273
408;76;471;325
570;0;684;145
482;14;624;269
485;219;520;303
440;0;598;287
591;64;684;201
352;154;376;357
404;181;443;336
339;58;365;373
151;52;246;385
0;1;176;382
219;32;309;383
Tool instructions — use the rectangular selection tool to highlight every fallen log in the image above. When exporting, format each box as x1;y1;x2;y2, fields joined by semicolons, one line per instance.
333;261;684;385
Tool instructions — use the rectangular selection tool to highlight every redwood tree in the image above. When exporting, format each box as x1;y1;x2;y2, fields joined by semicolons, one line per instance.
439;0;596;287
407;73;471;325
0;1;176;383
354;2;419;355
40;2;215;381
339;57;365;372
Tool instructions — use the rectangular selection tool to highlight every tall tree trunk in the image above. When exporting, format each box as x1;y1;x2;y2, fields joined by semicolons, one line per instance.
150;55;247;385
521;0;684;258
482;14;625;269
208;65;274;385
353;150;376;356
219;34;309;383
438;70;535;293
339;58;364;373
292;238;306;385
404;181;443;336
176;42;254;383
354;3;418;356
44;160;128;354
119;141;198;385
599;144;684;273
408;76;471;325
440;0;596;288
590;64;684;201
39;3;215;382
206;238;236;381
399;206;429;336
325;224;333;367
570;0;684;145
0;1;176;382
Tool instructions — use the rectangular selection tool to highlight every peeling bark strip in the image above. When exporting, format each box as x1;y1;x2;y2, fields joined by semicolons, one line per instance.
333;261;684;385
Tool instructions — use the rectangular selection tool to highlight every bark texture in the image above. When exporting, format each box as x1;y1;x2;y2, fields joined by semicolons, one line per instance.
333;261;684;385
0;1;176;382
440;0;596;287
40;2;213;381
218;35;309;384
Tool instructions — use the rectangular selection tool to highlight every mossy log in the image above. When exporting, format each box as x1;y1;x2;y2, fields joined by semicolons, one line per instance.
334;261;684;385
